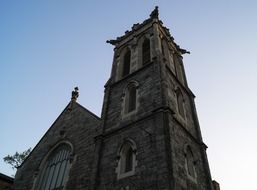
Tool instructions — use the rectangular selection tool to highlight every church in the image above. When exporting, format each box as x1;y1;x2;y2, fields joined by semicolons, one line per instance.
14;7;220;190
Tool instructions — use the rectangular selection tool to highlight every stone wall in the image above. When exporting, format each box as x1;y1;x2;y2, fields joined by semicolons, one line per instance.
98;112;172;190
105;62;162;132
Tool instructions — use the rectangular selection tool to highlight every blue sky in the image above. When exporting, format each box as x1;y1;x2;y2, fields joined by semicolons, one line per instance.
1;1;257;189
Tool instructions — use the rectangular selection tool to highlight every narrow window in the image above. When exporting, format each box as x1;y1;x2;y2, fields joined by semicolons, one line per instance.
124;147;133;172
174;55;185;84
116;141;137;179
176;90;185;118
128;85;136;113
36;143;72;190
122;50;131;77
161;39;166;57
186;146;196;178
142;38;150;65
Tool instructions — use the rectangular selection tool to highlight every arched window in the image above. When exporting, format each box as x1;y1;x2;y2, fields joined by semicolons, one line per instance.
123;82;138;115
36;143;72;190
185;146;196;179
142;38;151;65
127;85;137;113
174;54;185;85
124;146;133;172
122;50;131;77
161;38;166;58
176;89;185;118
116;140;137;179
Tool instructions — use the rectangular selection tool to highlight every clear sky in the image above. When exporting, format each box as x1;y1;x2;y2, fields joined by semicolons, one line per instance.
1;1;257;189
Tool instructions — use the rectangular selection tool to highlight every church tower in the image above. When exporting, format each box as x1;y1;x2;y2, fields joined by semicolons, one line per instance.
94;7;216;190
12;6;219;190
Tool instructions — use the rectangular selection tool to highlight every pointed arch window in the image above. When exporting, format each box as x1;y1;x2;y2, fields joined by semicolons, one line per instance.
161;40;165;57
174;54;185;85
185;146;197;180
36;143;72;190
116;140;137;179
123;82;138;115
127;85;137;113
142;38;151;65
161;38;167;58
124;147;133;172
122;50;131;77
176;89;185;118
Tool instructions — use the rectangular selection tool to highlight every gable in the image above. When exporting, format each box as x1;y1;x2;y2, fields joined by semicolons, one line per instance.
14;102;101;188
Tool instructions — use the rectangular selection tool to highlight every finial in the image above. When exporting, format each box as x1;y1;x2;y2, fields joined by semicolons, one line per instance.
150;6;159;19
71;87;79;102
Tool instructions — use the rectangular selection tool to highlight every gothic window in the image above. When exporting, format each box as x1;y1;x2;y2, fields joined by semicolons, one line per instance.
176;89;185;118
122;49;131;77
161;39;165;57
116;140;137;179
185;146;196;179
36;143;72;190
142;38;151;65
127;85;136;113
123;82;138;115
174;54;185;85
161;38;168;59
169;51;176;74
124;146;133;172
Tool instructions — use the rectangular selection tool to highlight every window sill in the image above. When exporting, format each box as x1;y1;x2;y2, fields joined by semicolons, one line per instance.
187;173;197;184
175;113;187;127
121;109;137;120
117;170;135;180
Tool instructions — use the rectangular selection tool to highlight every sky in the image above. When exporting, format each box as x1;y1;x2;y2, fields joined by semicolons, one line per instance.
0;1;257;189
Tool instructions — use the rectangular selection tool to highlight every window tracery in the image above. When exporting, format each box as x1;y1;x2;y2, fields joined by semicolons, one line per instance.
35;143;72;190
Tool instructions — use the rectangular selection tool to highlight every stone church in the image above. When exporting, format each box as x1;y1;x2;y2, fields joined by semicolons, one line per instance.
14;7;220;190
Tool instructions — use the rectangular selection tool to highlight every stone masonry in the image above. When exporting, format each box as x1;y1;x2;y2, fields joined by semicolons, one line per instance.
14;7;219;190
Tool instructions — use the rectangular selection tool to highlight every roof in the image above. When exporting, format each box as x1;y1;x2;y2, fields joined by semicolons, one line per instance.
18;101;101;168
0;173;14;183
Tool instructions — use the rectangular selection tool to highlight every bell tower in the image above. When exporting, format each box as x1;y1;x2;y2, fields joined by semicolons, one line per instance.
94;7;217;190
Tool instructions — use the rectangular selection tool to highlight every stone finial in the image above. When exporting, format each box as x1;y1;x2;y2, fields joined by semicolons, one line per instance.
150;6;159;19
71;87;79;101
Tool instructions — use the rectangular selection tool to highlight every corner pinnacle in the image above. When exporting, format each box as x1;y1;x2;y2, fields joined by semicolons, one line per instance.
150;6;159;19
